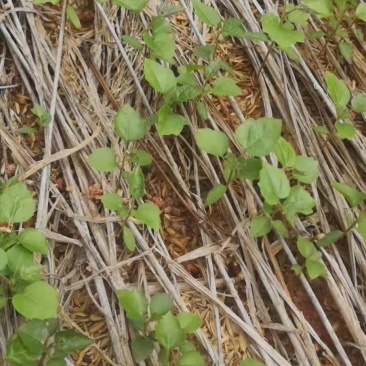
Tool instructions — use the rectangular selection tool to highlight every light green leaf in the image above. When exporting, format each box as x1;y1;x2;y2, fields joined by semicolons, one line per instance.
192;0;221;26
158;4;183;17
250;215;272;238
46;359;66;366
317;230;344;247
123;226;136;252
339;42;353;62
313;125;330;135
158;347;169;365
177;312;201;334
258;163;290;205
13;282;58;319
197;102;208;120
240;359;264;366
235;118;282;157
332;182;366;207
241;32;269;42
151;17;173;34
53;330;92;358
6;245;33;274
210;77;242;97
6;334;40;366
31;104;51;127
273;137;296;168
177;72;197;86
123;166;145;199
303;0;334;18
114;104;146;141
66;6;81;29
111;0;148;13
351;93;366;113
133;203;161;231
357;213;366;242
305;259;327;279
193;45;215;59
19;228;48;255
0;183;35;223
178;351;205;366
283;186;316;224
164;85;202;105
144;59;176;93
293;156;319;184
180;341;196;353
34;0;58;3
205;184;227;205
286;6;310;26
271;220;289;238
158;108;187;136
143;32;176;62
222;18;246;38
116;290;147;331
195;128;229;157
150;293;174;319
101;193;123;211
236;158;262;180
297;236;317;258
130;150;153;166
325;71;350;115
292;263;303;276
205;60;233;78
335;121;356;140
18;127;37;135
87;147;116;172
121;35;143;50
356;3;366;21
132;336;154;362
261;14;304;48
0;248;7;270
156;311;185;350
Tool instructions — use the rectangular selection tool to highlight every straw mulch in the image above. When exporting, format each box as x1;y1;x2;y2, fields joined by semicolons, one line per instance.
1;1;366;365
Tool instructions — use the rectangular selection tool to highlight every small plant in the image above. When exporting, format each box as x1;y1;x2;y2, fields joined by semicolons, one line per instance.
116;289;204;365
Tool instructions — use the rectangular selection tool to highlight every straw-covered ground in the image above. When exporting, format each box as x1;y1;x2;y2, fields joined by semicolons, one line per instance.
1;0;366;365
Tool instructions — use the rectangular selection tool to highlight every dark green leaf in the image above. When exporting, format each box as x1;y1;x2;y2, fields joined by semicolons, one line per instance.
197;102;208;120
150;293;174;318
205;184;227;205
332;181;366;207
339;42;353;62
123;166;145;199
87;148;116;172
236;158;262;180
164;85;202;105
205;60;233;78
132;336;154;362
6;334;40;366
132;203;161;231
192;0;221;26
317;230;344;247
156;311;185;350
180;341;196;353
210;77;242;97
53;330;92;358
250;215;272;238
0;248;8;270
195;128;229;157
19;228;48;255
177;312;201;334
325;71;350;115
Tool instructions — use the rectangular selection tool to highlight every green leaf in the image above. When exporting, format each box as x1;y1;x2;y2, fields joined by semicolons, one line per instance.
197;102;208;120
292;263;303;276
144;59;176;93
177;312;201;334
123;226;136;252
283;186;316;224
18;264;44;283
335;121;356;139
123;166;145;199
303;0;334;18
286;6;310;26
305;258;327;279
210;77;242;97
164;85;202;105
241;32;268;42
297;236;317;258
143;32;176;62
116;290;147;331
195;128;229;157
236;158;262;180
205;60;233;78
180;341;196;353
111;0;147;13
261;14;304;48
250;215;272;238
205;184;227;205
130;150;153;166
66;6;81;29
313;125;330;135
18;127;37;135
158;4;183;17
151;17;173;34
325;71;350;115
192;0;221;26
156;311;185;350
0;248;8;270
157;109;187;136
158;347;169;365
0;183;35;223
46;359;67;366
271;220;289;238
356;3;366;21
114;104;146;141
293;156;319;184
18;319;57;355
193;45;215;59
53;330;92;358
317;230;344;247
339;42;353;62
258;163;290;205
7;245;34;274
101;193;123;211
357;213;366;242
240;359;264;366
150;293;174;318
133;203;161;231
87;147;116;172
176;72;198;87
273;137;296;168
178;351;205;366
12;282;58;319
222;18;246;38
6;334;40;366
132;336;154;362
31;104;51;127
235;118;282;157
19;228;48;255
351;93;366;113
332;182;366;207
121;35;143;50
34;0;58;3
